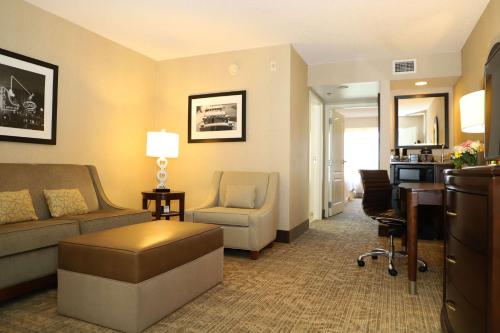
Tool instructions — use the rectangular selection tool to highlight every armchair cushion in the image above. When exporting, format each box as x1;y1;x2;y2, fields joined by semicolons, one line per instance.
193;207;256;227
223;185;256;209
218;172;269;208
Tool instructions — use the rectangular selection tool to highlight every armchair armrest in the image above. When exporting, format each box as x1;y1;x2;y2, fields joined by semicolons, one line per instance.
247;172;279;250
185;171;223;222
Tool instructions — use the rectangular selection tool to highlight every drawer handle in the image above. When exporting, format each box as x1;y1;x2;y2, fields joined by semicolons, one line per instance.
446;256;457;264
446;300;456;312
446;211;458;217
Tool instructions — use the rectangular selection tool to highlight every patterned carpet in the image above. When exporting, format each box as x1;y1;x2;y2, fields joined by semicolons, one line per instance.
0;200;443;332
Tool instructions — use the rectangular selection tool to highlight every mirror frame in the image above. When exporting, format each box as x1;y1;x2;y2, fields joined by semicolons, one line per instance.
394;92;449;149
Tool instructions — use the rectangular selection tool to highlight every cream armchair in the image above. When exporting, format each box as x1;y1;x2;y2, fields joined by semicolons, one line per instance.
185;171;279;259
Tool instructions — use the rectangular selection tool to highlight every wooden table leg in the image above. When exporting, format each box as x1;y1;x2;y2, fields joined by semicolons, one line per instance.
179;195;185;221
155;198;161;220
407;190;418;295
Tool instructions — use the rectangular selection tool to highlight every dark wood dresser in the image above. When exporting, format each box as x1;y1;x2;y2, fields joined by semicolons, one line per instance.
442;165;500;333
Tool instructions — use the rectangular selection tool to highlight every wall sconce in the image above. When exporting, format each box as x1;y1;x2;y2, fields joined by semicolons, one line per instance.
460;90;485;133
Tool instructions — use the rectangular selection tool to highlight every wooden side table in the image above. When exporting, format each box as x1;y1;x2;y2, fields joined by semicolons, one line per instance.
141;191;185;221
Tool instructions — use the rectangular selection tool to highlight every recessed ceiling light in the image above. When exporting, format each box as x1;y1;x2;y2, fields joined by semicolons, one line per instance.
415;81;428;86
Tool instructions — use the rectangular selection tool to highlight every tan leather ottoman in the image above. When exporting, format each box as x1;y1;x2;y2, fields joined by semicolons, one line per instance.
57;221;223;333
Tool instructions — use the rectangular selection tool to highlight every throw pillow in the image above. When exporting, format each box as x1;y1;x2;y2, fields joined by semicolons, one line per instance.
43;189;89;217
0;189;38;224
224;185;257;209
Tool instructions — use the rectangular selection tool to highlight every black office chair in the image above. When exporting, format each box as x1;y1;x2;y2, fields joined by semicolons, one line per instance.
357;170;427;276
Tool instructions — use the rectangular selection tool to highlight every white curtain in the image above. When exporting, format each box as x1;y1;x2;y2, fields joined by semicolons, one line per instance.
344;126;379;197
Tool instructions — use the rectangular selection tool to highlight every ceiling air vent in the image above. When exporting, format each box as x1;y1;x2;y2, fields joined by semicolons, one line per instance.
393;58;417;75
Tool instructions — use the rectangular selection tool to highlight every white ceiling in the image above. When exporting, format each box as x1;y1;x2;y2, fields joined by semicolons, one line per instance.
336;107;378;118
25;0;489;64
391;77;459;90
314;81;379;105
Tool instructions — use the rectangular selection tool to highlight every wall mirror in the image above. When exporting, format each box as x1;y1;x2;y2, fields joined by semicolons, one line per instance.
395;93;449;149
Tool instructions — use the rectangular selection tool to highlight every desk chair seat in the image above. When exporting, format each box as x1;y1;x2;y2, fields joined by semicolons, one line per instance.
357;170;427;276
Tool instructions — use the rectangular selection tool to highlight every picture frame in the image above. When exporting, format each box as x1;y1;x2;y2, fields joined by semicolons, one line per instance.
0;48;58;145
188;90;246;143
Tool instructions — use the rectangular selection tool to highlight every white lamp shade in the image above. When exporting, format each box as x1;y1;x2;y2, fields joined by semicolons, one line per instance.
460;90;485;133
146;131;179;158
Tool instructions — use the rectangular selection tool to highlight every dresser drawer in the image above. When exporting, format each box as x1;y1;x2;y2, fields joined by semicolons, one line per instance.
446;235;487;311
445;282;486;333
446;190;488;253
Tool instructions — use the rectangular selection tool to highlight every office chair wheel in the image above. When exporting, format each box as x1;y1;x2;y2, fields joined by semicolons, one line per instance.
371;255;378;259
388;268;398;276
418;265;428;272
357;259;365;267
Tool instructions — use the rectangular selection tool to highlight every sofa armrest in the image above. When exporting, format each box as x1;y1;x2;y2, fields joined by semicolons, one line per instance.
86;165;125;210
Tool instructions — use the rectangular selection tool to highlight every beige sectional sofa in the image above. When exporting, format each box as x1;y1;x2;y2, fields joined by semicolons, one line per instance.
0;164;152;298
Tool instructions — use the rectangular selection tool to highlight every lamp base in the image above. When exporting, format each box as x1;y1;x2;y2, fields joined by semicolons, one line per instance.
153;188;170;193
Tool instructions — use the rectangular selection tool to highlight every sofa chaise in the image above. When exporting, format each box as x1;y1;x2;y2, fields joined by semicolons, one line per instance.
0;163;152;301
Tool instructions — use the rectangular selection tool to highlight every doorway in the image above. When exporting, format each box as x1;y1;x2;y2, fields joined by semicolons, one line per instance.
312;82;380;218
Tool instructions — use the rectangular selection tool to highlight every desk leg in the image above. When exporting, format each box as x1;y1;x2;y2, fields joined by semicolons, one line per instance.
407;191;418;295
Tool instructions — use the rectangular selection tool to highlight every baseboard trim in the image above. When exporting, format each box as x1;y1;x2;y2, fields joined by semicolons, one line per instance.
0;274;57;303
276;219;309;243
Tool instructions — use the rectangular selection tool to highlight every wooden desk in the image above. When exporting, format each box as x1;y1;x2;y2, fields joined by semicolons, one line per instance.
398;182;445;294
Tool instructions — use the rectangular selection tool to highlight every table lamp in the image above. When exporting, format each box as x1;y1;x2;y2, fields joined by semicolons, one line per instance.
460;90;485;133
146;130;179;192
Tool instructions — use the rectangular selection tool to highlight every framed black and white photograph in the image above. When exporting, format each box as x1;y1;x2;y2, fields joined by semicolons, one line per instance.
0;48;58;145
188;90;246;143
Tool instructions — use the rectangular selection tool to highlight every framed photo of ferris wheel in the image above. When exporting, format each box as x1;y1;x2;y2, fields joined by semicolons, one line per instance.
0;48;58;145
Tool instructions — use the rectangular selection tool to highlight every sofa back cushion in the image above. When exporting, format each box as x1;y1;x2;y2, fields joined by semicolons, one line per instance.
0;164;99;220
218;172;269;209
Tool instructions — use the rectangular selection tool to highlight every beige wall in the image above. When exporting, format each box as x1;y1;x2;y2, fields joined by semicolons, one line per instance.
289;47;309;228
0;0;156;209
309;53;461;170
154;45;299;230
453;0;500;144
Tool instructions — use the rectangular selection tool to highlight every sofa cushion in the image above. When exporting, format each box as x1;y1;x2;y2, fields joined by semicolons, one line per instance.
65;209;152;234
0;219;79;258
44;189;89;217
0;189;38;224
193;207;255;227
0;164;99;220
218;172;269;209
223;185;256;209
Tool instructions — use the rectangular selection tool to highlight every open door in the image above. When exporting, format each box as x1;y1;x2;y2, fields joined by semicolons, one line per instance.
326;110;345;216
